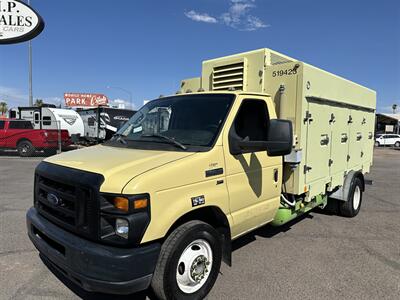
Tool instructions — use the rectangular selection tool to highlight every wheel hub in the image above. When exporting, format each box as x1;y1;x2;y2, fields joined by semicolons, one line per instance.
190;255;210;282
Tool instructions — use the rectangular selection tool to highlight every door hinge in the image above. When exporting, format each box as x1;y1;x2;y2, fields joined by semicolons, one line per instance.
304;111;313;124
347;155;350;161
348;115;353;124
304;165;312;174
328;159;333;167
329;113;336;124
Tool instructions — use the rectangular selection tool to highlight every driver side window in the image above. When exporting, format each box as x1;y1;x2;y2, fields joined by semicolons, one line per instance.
233;99;269;141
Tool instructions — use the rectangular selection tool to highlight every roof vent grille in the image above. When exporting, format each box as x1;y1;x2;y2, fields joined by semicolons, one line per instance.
270;53;293;65
212;61;245;91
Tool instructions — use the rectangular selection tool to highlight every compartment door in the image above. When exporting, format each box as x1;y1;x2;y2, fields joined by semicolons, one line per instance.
329;106;350;176
305;102;331;183
348;110;364;169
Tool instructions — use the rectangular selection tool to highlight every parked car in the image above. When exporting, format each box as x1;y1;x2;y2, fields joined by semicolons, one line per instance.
374;134;400;147
0;119;71;156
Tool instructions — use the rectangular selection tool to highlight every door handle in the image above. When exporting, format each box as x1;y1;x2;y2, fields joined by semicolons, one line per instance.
273;168;279;182
320;134;330;146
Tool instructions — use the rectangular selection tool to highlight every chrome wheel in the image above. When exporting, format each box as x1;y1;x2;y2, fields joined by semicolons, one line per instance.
21;145;29;153
353;185;361;210
176;239;213;294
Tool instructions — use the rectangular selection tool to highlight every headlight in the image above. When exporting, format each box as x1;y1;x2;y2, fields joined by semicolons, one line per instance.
99;193;150;246
115;218;129;239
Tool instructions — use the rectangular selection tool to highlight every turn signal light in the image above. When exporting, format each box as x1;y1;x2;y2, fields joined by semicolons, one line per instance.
113;197;129;212
134;198;148;209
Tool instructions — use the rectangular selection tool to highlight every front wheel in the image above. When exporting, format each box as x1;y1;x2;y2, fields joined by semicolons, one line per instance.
151;221;222;300
374;141;380;147
395;141;400;148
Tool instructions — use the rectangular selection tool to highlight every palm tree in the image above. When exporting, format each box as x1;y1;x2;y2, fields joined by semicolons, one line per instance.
34;98;44;107
392;104;398;114
0;101;8;116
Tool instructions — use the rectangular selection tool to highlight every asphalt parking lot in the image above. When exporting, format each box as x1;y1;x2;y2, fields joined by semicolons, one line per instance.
0;148;399;300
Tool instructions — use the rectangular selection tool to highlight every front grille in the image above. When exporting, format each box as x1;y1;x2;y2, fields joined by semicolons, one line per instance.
34;162;104;240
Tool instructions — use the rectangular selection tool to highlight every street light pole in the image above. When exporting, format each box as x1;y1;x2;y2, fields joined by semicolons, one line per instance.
28;0;33;107
106;86;133;109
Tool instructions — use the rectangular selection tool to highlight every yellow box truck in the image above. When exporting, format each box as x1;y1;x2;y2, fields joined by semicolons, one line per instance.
27;49;376;299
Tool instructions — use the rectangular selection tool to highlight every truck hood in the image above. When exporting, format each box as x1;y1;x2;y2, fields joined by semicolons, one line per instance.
45;145;195;192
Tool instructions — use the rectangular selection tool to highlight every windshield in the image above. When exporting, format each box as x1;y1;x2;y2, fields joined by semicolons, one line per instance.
112;94;234;150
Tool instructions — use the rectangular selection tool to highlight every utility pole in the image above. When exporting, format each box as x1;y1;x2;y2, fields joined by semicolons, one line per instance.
28;0;33;107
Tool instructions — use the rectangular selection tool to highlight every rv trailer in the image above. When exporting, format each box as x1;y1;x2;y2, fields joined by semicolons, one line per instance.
9;106;84;138
77;107;136;142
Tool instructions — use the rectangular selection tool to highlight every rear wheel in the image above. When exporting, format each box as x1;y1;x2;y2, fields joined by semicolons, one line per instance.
395;141;400;148
151;221;222;300
17;140;35;157
339;177;363;217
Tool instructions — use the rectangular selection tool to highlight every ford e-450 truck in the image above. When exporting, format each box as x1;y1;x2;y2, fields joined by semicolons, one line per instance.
27;49;376;300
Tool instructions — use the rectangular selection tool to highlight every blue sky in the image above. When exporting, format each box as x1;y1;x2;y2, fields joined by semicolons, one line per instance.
0;0;399;112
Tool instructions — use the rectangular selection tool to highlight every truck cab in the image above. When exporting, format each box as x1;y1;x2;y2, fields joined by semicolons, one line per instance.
27;92;292;298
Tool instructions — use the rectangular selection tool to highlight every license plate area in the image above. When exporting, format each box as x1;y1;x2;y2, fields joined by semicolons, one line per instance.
32;225;66;256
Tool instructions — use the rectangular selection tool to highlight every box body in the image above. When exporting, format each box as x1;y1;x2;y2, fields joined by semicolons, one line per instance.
199;49;376;198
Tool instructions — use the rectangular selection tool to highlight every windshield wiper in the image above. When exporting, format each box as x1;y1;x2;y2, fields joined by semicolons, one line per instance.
112;134;127;145
142;134;187;150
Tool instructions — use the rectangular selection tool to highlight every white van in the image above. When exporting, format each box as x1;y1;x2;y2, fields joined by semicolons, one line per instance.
375;134;400;147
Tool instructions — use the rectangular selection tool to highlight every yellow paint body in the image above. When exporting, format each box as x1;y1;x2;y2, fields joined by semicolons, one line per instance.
45;48;376;244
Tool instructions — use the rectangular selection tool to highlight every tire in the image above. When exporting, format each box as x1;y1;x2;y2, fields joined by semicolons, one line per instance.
151;220;222;300
339;177;363;217
395;141;400;148
374;141;380;147
17;140;35;157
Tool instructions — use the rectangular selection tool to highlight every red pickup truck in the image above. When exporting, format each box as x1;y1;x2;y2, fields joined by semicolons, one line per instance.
0;119;71;157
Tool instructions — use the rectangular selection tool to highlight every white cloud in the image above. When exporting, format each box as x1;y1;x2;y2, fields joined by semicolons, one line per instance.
185;0;268;31
0;86;28;106
184;10;217;23
0;86;63;108
245;15;269;31
221;0;268;31
109;98;136;110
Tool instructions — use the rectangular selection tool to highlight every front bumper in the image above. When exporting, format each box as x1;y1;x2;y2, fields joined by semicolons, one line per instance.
26;207;160;295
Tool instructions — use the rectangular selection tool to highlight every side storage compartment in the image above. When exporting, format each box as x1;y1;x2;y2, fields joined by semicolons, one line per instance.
304;101;332;184
328;105;351;188
348;109;365;170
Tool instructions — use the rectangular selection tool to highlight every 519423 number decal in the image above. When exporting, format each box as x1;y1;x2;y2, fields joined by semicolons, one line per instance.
272;68;297;77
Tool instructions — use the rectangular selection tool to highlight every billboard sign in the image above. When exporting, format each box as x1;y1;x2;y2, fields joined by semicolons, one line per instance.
64;93;109;107
0;0;45;44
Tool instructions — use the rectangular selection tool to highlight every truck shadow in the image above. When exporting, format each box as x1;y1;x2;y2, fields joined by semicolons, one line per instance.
231;213;313;252
41;214;314;300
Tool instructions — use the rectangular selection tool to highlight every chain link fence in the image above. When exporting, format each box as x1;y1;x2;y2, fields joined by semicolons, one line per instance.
0;119;78;157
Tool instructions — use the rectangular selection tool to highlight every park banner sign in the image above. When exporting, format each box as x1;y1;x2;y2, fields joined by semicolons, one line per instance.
0;0;44;44
64;93;109;107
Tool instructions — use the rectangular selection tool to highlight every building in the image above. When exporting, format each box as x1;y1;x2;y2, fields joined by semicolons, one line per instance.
376;113;400;134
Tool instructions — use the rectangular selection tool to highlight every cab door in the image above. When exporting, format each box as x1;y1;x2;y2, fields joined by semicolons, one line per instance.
222;96;282;238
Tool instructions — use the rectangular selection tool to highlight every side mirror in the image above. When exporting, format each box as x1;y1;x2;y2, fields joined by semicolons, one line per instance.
265;119;293;156
229;119;293;156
